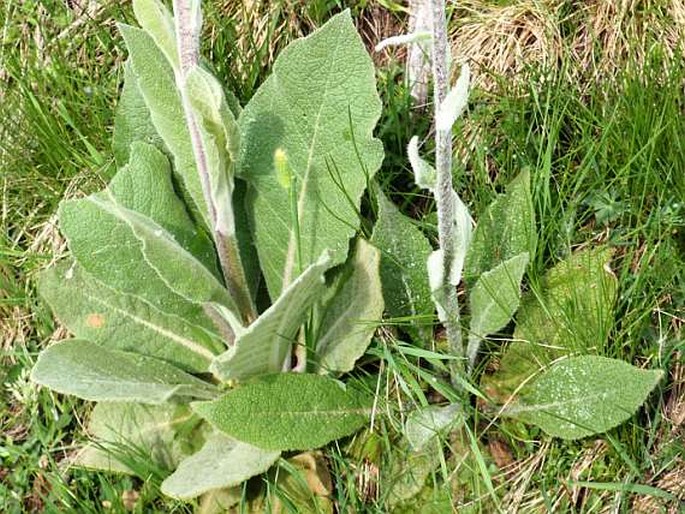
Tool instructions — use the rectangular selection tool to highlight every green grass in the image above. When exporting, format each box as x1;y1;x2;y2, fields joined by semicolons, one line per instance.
2;0;684;512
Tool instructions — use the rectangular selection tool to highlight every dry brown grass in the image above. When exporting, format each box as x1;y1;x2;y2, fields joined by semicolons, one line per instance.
449;0;685;91
450;0;564;90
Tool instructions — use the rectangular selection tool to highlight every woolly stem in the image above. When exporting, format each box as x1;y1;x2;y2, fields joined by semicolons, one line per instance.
430;0;464;375
173;0;256;324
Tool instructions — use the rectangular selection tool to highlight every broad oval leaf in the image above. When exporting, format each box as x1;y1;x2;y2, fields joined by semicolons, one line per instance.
59;193;237;327
239;10;384;299
467;252;529;367
75;402;199;473
483;247;617;402
502;355;663;439
192;373;372;451
161;432;280;499
370;189;433;340
211;252;331;381
315;239;384;374
464;169;535;284
31;339;217;404
39;262;223;373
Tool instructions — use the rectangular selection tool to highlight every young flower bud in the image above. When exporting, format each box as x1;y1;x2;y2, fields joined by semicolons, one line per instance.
274;148;292;190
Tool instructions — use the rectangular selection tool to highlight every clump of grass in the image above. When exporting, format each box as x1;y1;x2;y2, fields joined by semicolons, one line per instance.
449;0;564;90
448;0;685;90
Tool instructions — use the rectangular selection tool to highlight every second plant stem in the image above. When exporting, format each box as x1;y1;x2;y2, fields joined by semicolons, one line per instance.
430;0;464;375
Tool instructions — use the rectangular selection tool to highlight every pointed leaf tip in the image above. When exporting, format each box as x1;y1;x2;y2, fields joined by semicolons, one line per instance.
436;63;470;132
375;31;432;52
408;136;436;191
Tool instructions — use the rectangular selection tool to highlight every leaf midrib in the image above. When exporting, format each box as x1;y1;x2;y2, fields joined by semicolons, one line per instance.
281;28;342;289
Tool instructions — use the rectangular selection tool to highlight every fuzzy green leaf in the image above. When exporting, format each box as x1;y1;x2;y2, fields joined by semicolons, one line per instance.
39;262;223;373
464;169;535;283
502;356;663;439
405;404;463;451
386;443;442;508
514;247;617;353
31;339;217;403
182;65;240;239
211;253;331;381
193;373;372;451
315;239;384;374
161;432;280;499
59;193;236;325
119;23;208;227
75;402;199;473
370;190;433;340
108;141;218;274
484;247;617;402
112;60;165;166
467;253;528;366
132;0;178;70
239;10;384;299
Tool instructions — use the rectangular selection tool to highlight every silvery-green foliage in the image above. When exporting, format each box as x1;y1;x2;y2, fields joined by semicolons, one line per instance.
502;356;663;439
371;189;433;341
463;169;536;285
239;11;384;299
32;3;383;503
315;239;384;374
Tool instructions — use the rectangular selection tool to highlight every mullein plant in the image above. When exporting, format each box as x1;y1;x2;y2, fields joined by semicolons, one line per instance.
30;0;665;508
375;0;664;470
31;0;387;508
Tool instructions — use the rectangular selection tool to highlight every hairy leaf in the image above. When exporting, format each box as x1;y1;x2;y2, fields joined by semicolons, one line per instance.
371;190;433;340
484;247;617;402
193;373;372;451
59;193;236;325
108;141;218;274
239;10;384;298
464;169;535;283
426;192;473;323
435;63;470;132
386;443;442;508
132;0;178;70
112;60;164;166
211;253;331;381
119;23;208;226
76;402;198;473
183;65;240;235
197;488;243;514
467;253;528;367
405;404;463;451
31;339;217;403
407;136;436;190
39;262;223;373
161;432;280;499
502;356;663;439
315;239;383;373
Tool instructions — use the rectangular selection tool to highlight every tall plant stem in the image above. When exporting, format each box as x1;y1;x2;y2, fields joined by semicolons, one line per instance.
430;0;464;374
173;0;256;324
